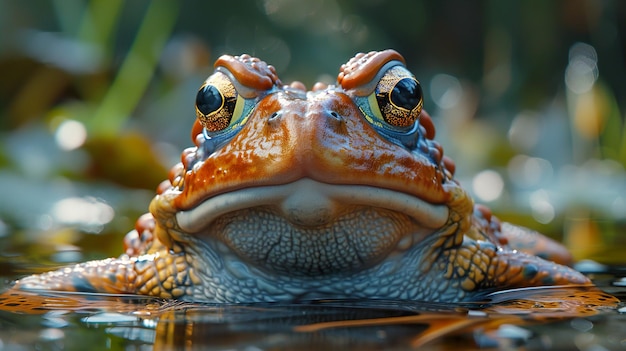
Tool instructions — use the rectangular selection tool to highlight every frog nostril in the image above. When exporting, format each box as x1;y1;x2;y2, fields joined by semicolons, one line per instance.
269;111;281;121
329;111;341;121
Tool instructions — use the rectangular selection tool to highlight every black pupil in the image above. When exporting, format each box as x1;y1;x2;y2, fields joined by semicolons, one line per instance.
391;78;422;110
196;85;223;115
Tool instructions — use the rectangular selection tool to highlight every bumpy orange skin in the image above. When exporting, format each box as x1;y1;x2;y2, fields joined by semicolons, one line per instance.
13;50;592;303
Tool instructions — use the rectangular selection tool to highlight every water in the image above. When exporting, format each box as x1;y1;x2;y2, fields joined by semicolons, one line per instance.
0;278;624;350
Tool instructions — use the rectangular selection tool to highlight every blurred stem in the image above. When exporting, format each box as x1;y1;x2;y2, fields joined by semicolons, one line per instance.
88;1;178;137
52;0;86;36
79;0;124;53
597;81;625;166
52;0;121;47
619;116;626;168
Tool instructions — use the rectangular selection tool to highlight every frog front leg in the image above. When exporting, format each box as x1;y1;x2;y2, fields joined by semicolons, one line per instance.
431;237;591;301
13;232;199;300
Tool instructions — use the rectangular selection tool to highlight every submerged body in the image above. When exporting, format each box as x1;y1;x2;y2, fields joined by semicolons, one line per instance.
14;50;590;303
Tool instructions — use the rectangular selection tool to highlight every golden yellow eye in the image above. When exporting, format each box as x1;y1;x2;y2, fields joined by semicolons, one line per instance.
195;72;243;132
373;65;423;128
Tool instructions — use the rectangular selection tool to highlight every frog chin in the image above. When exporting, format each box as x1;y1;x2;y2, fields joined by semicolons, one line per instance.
174;178;450;275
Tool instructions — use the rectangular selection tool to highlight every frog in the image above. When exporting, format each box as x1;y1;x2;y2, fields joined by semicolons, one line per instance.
12;50;592;303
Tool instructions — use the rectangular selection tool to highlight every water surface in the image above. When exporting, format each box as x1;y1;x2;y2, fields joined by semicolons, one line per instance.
1;274;624;350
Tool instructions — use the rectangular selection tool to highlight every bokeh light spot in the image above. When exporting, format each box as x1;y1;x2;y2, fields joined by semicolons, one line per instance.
507;155;553;188
55;120;87;151
472;169;504;202
565;42;598;94
530;190;555;224
430;74;462;109
51;197;114;233
508;112;540;151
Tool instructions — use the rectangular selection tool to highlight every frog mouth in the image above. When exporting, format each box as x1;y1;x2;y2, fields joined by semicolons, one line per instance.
176;178;448;232
174;178;449;275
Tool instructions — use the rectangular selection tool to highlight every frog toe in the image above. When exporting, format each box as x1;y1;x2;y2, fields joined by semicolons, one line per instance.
13;257;138;295
500;222;574;266
490;250;591;289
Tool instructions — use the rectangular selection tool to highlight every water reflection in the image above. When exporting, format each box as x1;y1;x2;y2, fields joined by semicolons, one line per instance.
0;283;620;350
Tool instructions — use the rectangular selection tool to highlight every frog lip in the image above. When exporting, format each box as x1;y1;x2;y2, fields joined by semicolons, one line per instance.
176;178;449;233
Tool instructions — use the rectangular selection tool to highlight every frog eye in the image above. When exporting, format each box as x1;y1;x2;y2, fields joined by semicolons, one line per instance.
195;72;245;132
371;65;423;128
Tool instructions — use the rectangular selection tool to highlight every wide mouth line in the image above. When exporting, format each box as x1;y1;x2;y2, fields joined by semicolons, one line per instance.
176;178;449;233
